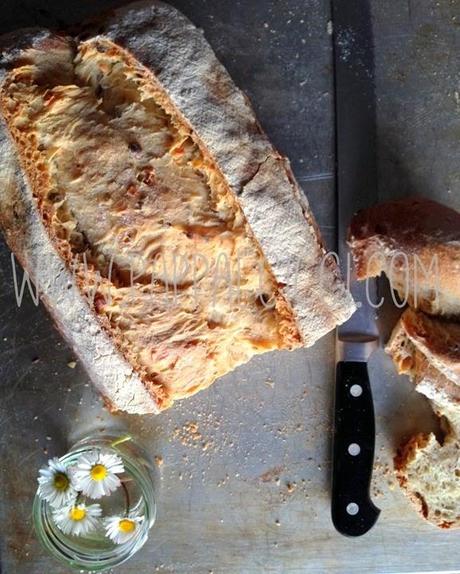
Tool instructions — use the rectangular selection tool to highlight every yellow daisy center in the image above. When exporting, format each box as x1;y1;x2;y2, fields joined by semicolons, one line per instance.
69;507;87;521
53;472;69;491
119;519;136;533
90;464;108;481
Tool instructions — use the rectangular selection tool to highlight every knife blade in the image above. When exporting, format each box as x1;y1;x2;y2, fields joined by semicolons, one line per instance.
331;0;381;537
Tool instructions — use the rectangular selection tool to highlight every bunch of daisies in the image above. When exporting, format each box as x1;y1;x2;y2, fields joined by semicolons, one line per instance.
37;450;144;544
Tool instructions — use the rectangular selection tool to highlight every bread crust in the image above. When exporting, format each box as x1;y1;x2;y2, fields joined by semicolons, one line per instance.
387;310;460;529
95;0;355;341
0;124;160;415
0;1;354;413
349;196;460;317
387;308;460;388
357;198;460;528
394;432;459;529
386;308;460;432
394;433;431;521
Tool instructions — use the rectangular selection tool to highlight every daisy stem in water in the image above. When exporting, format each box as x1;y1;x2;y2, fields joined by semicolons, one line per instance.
121;480;130;516
111;435;132;448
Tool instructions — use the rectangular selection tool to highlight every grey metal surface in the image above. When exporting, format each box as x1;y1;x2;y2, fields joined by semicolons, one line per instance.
0;1;459;573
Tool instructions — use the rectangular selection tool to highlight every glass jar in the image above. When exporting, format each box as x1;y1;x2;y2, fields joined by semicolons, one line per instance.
33;434;156;572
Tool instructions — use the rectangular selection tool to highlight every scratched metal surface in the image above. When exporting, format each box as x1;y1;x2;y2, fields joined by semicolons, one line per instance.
0;1;459;573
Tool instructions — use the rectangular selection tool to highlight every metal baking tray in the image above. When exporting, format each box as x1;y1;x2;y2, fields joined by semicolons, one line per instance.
0;1;458;572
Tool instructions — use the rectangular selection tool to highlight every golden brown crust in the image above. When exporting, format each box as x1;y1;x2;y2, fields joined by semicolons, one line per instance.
0;125;160;414
397;308;460;387
97;0;355;340
389;314;460;530
366;199;460;529
350;197;460;250
0;36;304;410
349;196;460;318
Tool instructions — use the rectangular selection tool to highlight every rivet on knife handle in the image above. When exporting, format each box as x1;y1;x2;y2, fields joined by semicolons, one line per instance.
331;361;380;536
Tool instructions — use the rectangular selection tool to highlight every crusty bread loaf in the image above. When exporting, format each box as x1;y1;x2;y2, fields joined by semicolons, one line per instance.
349;197;460;317
0;1;354;413
387;310;460;529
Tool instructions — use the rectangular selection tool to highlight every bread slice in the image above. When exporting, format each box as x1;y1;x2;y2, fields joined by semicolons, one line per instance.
387;309;460;528
394;432;460;529
387;308;460;404
0;2;354;413
386;308;460;434
349;196;460;317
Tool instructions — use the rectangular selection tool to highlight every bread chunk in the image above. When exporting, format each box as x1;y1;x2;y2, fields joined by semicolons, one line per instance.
0;2;354;412
387;308;460;391
387;310;460;529
350;196;460;528
394;432;460;529
349;197;460;317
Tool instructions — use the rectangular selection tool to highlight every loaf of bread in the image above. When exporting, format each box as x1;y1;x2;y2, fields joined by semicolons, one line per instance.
349;196;460;317
350;197;460;529
0;1;354;413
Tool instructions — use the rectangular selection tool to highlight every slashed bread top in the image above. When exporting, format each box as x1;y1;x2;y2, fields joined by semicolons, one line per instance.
1;36;301;408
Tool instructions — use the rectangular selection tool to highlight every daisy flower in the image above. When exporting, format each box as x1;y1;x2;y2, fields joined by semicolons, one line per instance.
53;502;102;537
104;513;144;545
73;450;124;499
37;457;77;508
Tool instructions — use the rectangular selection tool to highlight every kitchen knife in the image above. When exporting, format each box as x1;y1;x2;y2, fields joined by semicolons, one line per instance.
331;0;381;537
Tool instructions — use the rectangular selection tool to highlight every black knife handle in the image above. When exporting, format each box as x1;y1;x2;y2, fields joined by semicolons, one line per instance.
332;361;380;536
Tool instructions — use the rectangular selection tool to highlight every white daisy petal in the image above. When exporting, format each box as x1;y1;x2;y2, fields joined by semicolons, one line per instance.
79;451;99;469
92;480;106;499
104;513;144;545
37;457;77;508
100;452;124;474
53;503;102;537
105;474;121;490
73;449;125;499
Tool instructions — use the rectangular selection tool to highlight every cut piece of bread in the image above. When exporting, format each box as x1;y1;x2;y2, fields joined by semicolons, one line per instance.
350;197;460;527
394;432;460;529
386;309;460;434
386;308;460;406
0;2;354;413
387;309;460;528
349;196;460;317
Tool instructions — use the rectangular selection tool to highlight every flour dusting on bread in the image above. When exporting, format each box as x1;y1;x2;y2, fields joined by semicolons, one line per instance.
0;1;354;412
